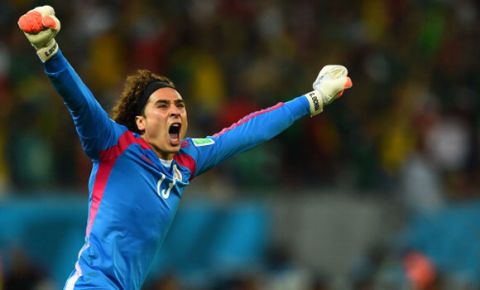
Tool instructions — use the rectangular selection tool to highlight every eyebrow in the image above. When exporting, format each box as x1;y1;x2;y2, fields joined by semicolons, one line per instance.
153;99;185;105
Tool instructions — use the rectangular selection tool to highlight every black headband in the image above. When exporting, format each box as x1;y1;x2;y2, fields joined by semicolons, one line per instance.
135;81;174;115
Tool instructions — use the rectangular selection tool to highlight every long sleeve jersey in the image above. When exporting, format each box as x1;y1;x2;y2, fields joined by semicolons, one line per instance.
45;50;310;290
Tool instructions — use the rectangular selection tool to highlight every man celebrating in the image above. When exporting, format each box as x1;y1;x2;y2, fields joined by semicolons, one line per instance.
18;5;352;290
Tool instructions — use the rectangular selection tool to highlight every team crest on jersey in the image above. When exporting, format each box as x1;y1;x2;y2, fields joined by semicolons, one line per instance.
192;138;215;147
156;164;183;200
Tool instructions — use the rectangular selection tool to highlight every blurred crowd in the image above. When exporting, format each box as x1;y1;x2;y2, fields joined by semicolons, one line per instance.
1;0;480;289
0;0;480;199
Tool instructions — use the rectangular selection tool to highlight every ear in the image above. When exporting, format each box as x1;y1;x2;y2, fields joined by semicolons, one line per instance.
135;115;146;133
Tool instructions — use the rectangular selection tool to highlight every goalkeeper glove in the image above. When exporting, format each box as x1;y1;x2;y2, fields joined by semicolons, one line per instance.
306;65;352;116
18;5;61;63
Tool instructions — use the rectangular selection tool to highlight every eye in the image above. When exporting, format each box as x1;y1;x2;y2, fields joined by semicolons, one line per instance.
156;102;169;108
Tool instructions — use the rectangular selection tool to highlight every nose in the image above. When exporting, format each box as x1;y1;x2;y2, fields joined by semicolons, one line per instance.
169;107;181;117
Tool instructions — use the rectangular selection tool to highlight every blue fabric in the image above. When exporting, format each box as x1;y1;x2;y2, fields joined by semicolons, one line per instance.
0;198;270;288
44;50;309;290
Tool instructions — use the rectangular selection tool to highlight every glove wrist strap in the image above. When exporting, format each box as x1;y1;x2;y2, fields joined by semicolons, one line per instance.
36;39;58;63
305;90;325;116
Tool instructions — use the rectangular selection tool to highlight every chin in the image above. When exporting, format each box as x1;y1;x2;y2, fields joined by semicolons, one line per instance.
171;147;181;153
167;144;181;152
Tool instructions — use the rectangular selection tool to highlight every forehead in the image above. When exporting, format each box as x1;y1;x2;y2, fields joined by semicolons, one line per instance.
147;87;183;102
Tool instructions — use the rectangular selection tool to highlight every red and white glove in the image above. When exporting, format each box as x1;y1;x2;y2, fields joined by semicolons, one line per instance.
18;5;61;62
306;65;352;116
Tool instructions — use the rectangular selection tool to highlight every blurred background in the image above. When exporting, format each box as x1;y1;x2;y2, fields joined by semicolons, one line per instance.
1;0;480;289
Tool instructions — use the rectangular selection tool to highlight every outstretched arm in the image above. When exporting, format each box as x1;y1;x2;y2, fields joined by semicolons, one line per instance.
184;66;352;177
18;6;124;160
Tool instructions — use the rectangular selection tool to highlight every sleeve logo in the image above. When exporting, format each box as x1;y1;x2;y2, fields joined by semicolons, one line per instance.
192;138;215;147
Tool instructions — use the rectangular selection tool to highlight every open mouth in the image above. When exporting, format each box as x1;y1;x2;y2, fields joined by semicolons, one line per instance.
168;123;181;146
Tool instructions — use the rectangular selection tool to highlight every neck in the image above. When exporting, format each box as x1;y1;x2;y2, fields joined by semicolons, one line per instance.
141;136;174;160
151;144;174;160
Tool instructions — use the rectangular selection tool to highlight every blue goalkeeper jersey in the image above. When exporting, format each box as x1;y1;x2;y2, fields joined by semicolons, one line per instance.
45;50;310;290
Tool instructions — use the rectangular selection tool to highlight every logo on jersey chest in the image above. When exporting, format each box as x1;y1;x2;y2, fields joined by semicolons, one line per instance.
156;164;182;199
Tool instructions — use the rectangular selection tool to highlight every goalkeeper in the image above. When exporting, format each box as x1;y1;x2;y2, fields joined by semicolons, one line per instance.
18;5;352;290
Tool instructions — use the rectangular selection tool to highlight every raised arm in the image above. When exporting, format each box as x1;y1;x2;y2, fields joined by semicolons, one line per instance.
184;65;353;177
18;6;124;160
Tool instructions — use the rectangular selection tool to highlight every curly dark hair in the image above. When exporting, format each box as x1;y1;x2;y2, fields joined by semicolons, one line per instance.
111;69;175;133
